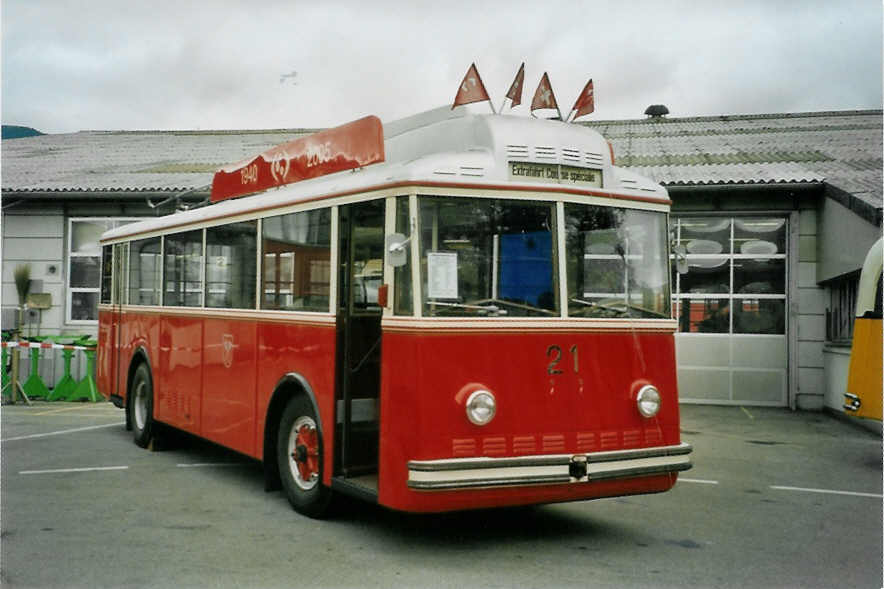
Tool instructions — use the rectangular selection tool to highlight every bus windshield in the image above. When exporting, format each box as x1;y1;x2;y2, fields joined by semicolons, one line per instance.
419;196;558;317
414;195;670;319
565;203;670;319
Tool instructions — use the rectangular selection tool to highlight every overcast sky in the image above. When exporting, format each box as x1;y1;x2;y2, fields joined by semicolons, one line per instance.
2;0;881;134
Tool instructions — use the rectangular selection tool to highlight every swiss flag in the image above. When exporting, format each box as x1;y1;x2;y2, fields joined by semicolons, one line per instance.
571;78;595;120
531;72;559;113
452;63;491;109
505;63;525;107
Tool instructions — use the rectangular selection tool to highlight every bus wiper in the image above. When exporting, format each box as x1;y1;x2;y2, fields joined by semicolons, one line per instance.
570;298;629;316
570;298;668;318
428;301;508;316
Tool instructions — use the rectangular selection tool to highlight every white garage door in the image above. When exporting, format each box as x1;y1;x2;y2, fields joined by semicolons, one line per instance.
672;216;788;406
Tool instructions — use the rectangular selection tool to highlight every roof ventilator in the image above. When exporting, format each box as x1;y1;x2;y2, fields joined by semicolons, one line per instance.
585;152;605;167
506;145;530;159
562;148;581;163
459;166;484;177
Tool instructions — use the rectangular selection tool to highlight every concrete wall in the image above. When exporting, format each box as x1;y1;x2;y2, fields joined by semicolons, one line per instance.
795;206;827;410
2;199;156;389
2;199;155;337
817;196;881;282
2;205;67;335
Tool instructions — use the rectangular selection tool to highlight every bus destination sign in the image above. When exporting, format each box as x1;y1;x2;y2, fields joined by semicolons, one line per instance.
509;162;602;188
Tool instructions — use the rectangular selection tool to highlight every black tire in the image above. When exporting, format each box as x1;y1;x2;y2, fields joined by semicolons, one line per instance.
129;363;154;448
277;396;332;518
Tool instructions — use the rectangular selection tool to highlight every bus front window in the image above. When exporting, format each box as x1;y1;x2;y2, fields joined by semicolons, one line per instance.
565;204;670;319
418;196;558;317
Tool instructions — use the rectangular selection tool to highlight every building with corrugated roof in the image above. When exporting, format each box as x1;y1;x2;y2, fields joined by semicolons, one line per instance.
2;109;880;417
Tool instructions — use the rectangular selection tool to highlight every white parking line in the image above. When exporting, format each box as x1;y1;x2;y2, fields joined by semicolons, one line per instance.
2;423;120;442
679;478;719;485
20;466;129;475
770;485;883;499
176;463;247;468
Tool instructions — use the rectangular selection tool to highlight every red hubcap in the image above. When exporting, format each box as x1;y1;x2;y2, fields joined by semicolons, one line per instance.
292;424;319;483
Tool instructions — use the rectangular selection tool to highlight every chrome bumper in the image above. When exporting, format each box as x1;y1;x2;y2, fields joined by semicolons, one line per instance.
407;442;692;491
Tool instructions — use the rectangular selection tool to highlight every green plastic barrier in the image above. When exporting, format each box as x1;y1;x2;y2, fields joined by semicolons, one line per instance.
22;347;51;399
68;347;100;402
48;348;78;401
1;345;10;400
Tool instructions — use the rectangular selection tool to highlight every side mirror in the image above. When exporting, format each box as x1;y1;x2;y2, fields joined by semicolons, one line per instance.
386;233;411;268
673;244;689;275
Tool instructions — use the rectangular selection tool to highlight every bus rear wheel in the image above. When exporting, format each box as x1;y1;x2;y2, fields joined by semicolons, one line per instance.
277;397;331;518
130;363;154;448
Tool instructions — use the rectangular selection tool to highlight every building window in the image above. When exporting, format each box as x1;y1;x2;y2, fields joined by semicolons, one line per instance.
826;275;858;344
68;218;137;323
672;216;787;334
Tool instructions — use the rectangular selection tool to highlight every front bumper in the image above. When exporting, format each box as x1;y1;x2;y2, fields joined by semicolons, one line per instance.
407;442;692;491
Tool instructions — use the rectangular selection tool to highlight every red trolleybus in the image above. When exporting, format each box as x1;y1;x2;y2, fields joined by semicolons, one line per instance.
98;107;692;517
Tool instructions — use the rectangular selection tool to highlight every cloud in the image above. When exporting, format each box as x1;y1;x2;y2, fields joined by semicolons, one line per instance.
2;0;880;133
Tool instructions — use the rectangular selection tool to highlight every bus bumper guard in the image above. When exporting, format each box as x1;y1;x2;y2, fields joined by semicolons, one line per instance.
407;442;692;490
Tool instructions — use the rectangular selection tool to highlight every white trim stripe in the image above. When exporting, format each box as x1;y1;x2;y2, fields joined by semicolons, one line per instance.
98;304;337;325
383;317;678;332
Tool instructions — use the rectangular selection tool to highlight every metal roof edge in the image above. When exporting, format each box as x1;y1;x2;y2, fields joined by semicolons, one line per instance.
665;181;824;193
0;188;209;200
823;184;883;227
582;109;883;127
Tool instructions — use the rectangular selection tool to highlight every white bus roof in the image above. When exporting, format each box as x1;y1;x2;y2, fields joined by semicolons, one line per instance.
102;107;667;243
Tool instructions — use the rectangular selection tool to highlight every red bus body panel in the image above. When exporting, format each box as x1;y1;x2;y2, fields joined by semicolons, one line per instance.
377;328;681;512
100;310;337;475
99;309;680;512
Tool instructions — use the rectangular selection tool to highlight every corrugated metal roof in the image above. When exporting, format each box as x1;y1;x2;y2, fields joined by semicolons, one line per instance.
1;129;314;193
586;110;882;211
2;110;880;213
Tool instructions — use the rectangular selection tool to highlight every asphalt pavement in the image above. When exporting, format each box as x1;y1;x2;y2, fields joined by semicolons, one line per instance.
1;401;881;588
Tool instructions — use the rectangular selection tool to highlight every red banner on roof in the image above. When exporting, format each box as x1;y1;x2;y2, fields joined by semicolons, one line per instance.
505;62;525;107
570;78;595;120
452;63;491;110
531;72;559;112
210;115;385;202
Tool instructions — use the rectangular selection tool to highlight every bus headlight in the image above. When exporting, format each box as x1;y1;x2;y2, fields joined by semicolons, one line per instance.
636;385;661;418
466;390;496;425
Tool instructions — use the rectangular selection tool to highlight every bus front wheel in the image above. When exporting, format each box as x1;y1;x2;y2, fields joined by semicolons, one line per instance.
130;363;154;448
277;397;331;518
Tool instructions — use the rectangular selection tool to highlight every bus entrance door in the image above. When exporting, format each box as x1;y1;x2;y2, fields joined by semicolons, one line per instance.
334;200;384;494
111;243;126;406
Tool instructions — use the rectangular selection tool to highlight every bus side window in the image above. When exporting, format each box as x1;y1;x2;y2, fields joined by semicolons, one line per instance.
394;196;413;315
100;245;113;304
261;208;331;312
164;229;204;307
206;221;258;309
128;237;161;306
